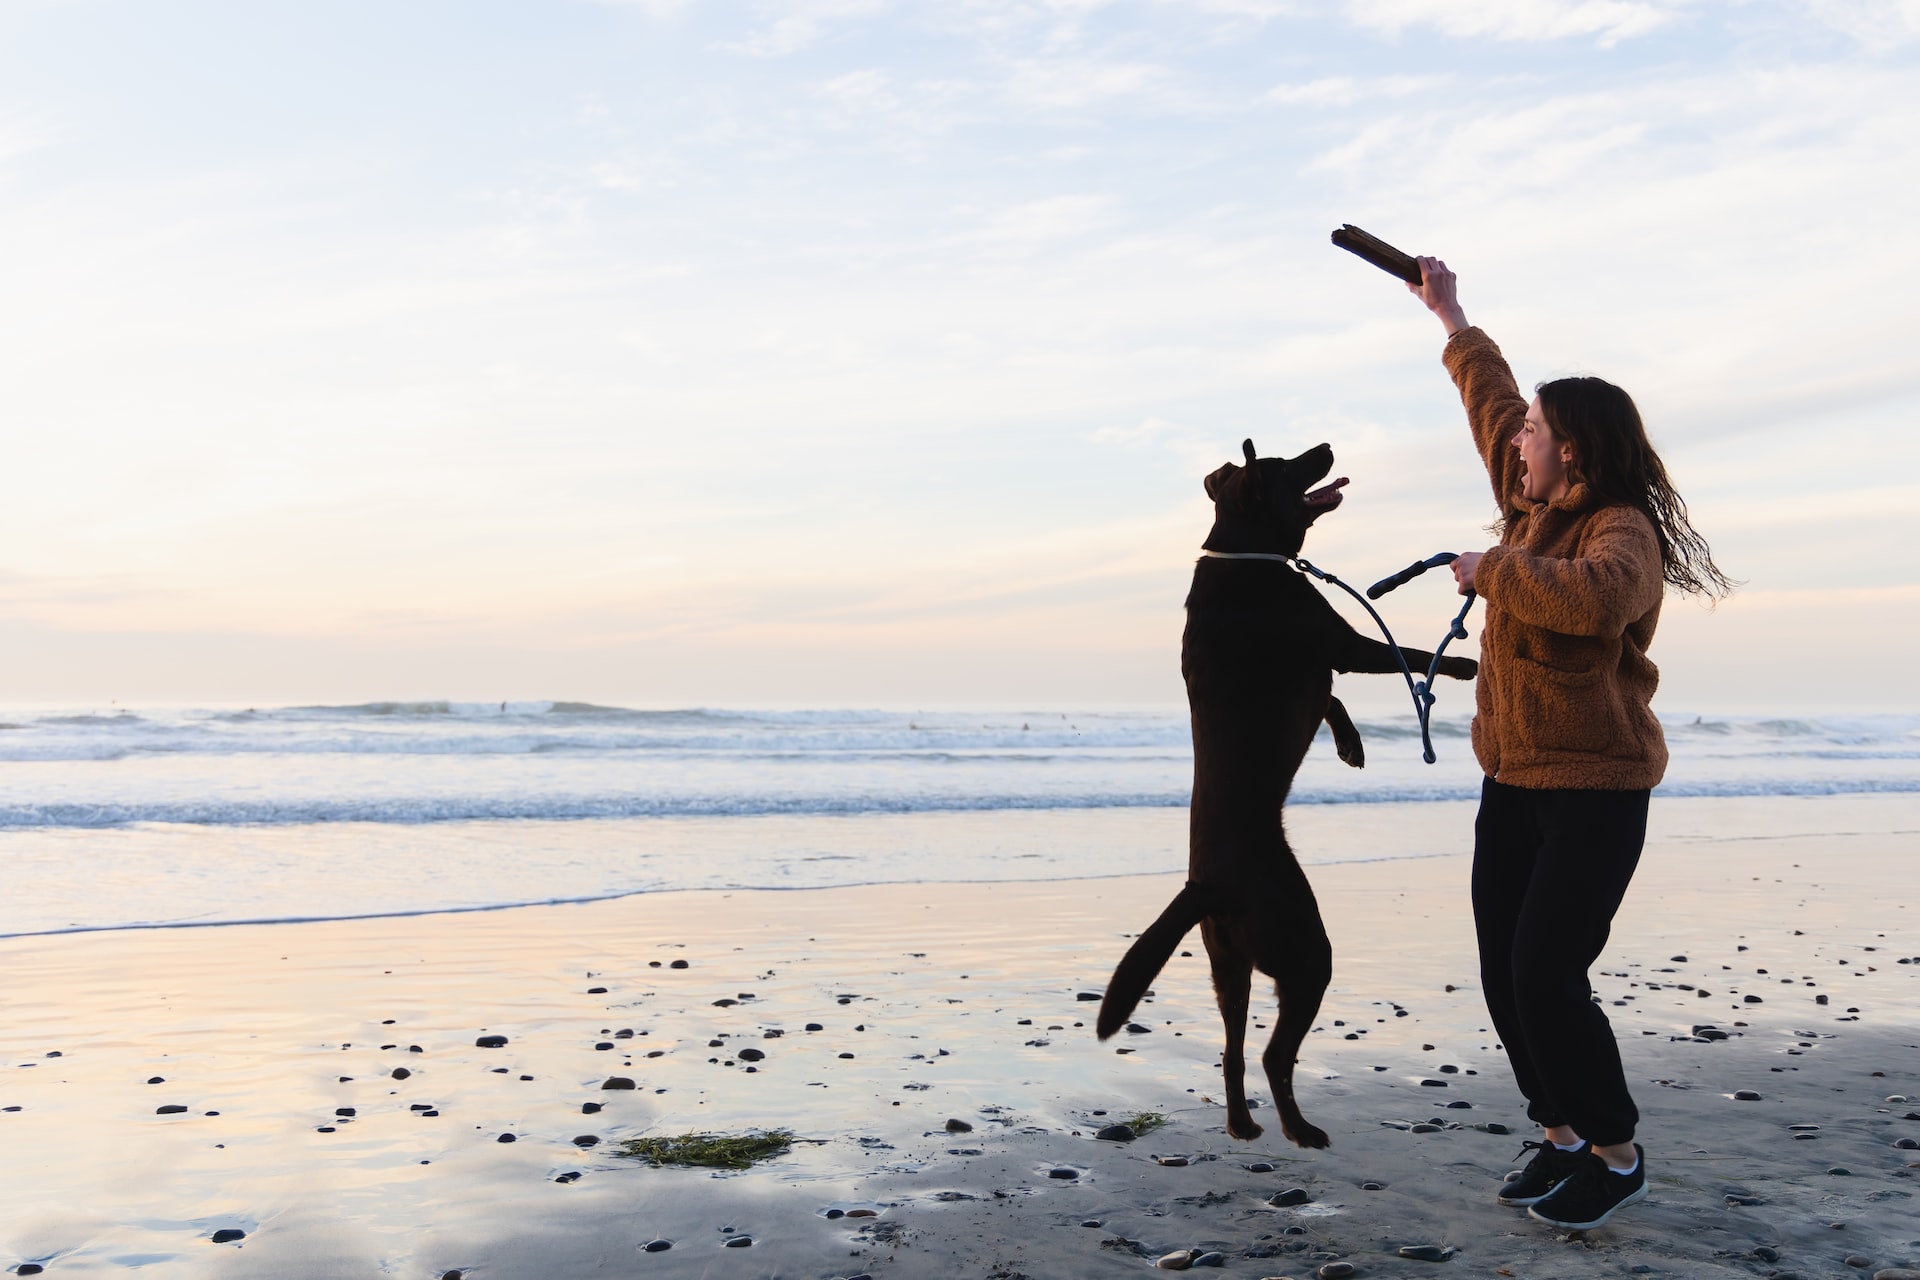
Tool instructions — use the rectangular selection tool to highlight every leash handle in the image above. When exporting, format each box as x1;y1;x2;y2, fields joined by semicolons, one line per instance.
1367;551;1459;600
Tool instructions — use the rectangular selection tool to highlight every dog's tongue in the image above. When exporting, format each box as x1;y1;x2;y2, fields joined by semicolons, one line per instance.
1305;477;1349;510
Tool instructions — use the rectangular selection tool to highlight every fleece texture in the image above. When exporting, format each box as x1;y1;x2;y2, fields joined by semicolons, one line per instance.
1444;327;1668;791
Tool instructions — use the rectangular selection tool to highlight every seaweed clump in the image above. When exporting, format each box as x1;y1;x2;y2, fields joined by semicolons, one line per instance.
1126;1111;1168;1136
614;1130;795;1170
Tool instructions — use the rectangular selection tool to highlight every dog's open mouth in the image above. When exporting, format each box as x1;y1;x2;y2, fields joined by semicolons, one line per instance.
1304;477;1348;513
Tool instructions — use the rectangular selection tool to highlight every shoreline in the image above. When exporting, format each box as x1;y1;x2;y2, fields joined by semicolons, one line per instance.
4;796;1918;1278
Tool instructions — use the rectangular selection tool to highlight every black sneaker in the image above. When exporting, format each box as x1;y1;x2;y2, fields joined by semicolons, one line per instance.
1496;1139;1591;1206
1528;1145;1648;1229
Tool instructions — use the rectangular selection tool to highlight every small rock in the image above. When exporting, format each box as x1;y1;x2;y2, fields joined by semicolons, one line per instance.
1095;1124;1136;1142
737;1048;765;1062
1871;1270;1920;1280
156;1104;188;1115
1894;1138;1920;1150
587;986;607;993
497;1133;516;1143
1156;1249;1196;1271
669;959;689;969
1844;1257;1872;1269
573;1134;600;1147
1733;1089;1762;1100
1749;1245;1780;1261
1410;1123;1443;1134
16;1266;42;1277
1399;1244;1453;1261
475;1034;508;1048
806;1022;824;1031
602;1077;637;1090
1270;1187;1312;1207
1420;1079;1449;1087
1157;1156;1190;1167
1192;1252;1225;1267
1247;1160;1276;1172
1482;1122;1512;1135
1076;991;1102;1001
1319;1264;1357;1280
210;1229;246;1243
582;1101;603;1113
1828;1166;1853;1175
946;1118;974;1133
1361;1180;1384;1190
147;1076;164;1084
1082;1219;1103;1228
391;1067;411;1080
1049;1166;1079;1179
724;1235;753;1247
1726;1193;1763;1206
336;1107;356;1117
642;1238;672;1252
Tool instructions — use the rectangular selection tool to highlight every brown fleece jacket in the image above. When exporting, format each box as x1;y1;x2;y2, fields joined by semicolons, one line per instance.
1444;327;1668;790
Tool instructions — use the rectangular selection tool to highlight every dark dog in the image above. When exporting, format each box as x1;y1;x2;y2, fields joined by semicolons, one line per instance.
1096;440;1477;1148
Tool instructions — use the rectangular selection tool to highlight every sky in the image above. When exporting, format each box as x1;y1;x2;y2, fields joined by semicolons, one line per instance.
0;0;1915;711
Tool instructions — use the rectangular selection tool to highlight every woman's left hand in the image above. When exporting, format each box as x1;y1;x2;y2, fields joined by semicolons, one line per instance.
1452;551;1484;595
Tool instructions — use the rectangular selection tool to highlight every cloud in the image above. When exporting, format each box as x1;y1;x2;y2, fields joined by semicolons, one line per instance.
1266;74;1450;106
1798;0;1920;49
1343;0;1682;45
721;0;891;56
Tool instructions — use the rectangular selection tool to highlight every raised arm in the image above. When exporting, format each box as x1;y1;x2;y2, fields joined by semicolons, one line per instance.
1407;256;1527;515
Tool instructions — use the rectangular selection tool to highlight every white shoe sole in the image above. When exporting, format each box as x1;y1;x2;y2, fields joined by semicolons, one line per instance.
1526;1179;1648;1229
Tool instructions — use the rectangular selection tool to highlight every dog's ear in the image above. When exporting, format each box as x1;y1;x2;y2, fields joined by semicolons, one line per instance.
1203;461;1234;500
1241;439;1262;503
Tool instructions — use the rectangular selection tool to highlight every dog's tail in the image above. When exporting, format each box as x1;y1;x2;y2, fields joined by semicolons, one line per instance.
1096;881;1217;1040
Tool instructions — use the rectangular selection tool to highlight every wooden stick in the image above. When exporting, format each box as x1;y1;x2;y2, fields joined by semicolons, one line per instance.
1330;224;1422;286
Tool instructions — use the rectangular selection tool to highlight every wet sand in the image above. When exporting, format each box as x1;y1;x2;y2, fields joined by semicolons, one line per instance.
3;793;1918;1279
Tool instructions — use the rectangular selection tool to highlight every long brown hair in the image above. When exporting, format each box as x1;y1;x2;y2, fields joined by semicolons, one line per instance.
1535;376;1735;599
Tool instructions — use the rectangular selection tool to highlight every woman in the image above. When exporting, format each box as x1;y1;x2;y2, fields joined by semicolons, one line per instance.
1408;256;1732;1230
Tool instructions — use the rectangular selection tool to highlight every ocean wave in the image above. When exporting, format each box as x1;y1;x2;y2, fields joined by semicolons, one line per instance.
3;774;1917;830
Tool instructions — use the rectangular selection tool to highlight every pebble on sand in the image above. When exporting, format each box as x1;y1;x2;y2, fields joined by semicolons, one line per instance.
602;1077;637;1090
1399;1244;1454;1261
724;1234;753;1247
1095;1124;1136;1142
945;1118;974;1133
1734;1090;1763;1101
156;1104;188;1115
1156;1249;1196;1270
1319;1264;1357;1279
642;1238;672;1251
1270;1187;1312;1207
210;1229;246;1244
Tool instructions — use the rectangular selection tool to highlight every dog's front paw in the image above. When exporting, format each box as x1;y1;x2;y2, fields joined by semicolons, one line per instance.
1283;1119;1331;1150
1336;737;1364;769
1440;655;1478;680
1226;1116;1264;1142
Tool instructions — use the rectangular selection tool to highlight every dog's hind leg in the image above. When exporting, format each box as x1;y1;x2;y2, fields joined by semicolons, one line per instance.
1325;694;1364;769
1257;920;1334;1150
1201;917;1263;1141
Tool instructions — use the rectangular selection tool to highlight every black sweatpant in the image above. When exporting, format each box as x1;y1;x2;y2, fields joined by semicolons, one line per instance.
1472;776;1649;1148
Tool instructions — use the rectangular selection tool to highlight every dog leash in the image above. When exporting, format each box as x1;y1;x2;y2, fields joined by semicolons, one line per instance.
1200;549;1476;764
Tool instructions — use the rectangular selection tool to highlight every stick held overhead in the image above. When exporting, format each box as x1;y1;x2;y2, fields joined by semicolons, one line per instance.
1331;224;1423;285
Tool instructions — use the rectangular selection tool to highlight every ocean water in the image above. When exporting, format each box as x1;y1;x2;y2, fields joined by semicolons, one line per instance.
2;701;1915;937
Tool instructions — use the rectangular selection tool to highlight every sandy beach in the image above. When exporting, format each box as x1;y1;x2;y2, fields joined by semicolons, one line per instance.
4;793;1918;1279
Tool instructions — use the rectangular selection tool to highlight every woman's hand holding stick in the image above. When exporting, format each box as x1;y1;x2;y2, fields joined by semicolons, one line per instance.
1408;255;1470;337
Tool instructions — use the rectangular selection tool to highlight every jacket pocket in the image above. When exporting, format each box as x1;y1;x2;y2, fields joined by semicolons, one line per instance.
1509;655;1615;755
